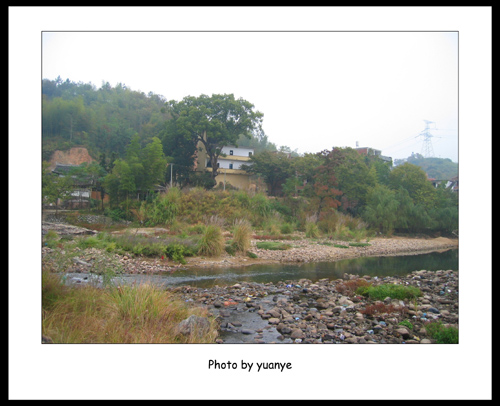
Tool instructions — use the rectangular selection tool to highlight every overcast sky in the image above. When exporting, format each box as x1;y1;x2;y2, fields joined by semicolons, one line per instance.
42;30;459;162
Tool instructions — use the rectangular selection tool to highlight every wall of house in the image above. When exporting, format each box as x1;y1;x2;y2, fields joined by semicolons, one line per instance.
215;170;253;190
218;158;246;170
221;146;254;158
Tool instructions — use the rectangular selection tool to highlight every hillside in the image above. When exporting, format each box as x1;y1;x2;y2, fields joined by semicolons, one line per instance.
395;155;458;180
48;146;94;170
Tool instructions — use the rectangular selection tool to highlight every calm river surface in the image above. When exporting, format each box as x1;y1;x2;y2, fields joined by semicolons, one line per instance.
111;248;458;289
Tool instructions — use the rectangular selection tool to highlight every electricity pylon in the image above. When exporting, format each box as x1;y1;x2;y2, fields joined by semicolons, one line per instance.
417;120;437;158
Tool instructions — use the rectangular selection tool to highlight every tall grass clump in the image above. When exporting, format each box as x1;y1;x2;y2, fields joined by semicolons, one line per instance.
305;214;320;238
198;225;225;257
232;219;252;254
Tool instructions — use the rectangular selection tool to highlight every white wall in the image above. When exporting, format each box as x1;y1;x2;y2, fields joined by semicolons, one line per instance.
221;146;254;157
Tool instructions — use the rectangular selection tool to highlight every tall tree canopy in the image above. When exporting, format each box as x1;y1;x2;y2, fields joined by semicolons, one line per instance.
165;94;263;181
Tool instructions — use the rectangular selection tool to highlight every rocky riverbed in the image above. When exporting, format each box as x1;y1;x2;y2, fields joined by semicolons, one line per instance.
173;268;458;344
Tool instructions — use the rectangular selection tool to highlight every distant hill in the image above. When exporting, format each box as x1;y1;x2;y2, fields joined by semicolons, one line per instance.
394;154;458;180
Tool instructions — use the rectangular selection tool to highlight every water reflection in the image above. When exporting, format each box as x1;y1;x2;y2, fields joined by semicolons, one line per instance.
113;249;458;289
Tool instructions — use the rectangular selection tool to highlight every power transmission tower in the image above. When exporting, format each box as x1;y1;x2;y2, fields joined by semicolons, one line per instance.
417;120;437;158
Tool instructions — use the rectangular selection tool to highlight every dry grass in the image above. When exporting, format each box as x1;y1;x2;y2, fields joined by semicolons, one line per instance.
198;225;225;257
232;219;252;254
41;270;218;344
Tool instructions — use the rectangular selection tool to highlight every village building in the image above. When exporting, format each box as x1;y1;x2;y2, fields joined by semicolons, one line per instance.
195;142;255;190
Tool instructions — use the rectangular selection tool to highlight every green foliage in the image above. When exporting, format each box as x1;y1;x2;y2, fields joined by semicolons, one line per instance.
100;233;196;263
389;162;437;210
356;283;422;301
348;242;371;247
241;150;294;196
42;78;168;159
280;222;295;234
251;192;273;218
425;321;459;344
363;185;399;235
43;230;60;248
145;188;181;226
165;93;263;181
256;241;291;250
305;219;320;238
198;225;225;257
402;154;458;180
398;319;414;330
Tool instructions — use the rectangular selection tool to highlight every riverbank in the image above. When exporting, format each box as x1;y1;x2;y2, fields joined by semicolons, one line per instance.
42;221;458;275
183;235;458;270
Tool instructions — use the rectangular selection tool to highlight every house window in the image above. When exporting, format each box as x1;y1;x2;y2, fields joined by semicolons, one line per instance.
229;150;233;155
248;152;253;156
229;163;233;169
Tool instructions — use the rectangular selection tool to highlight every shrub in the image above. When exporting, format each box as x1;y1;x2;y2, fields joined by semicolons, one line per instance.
77;236;103;249
280;222;294;234
424;321;459;344
251;192;272;218
356;283;422;301
165;243;195;264
305;221;320;238
225;244;236;256
198;225;225;257
246;251;258;259
398;319;414;330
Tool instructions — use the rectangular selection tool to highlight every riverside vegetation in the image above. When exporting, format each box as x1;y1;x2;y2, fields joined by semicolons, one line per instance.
42;187;458;344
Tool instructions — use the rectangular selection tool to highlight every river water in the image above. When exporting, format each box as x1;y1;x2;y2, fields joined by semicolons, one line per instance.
105;248;458;289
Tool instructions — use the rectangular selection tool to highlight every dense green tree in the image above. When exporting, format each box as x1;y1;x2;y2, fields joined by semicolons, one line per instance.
363;185;399;235
241;150;294;196
389;162;437;210
330;148;377;214
165;93;264;182
103;159;136;205
140;136;167;192
160;117;199;188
